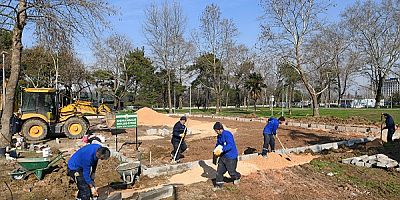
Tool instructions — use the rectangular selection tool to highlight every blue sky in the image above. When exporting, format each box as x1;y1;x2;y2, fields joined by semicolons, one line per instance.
23;0;358;65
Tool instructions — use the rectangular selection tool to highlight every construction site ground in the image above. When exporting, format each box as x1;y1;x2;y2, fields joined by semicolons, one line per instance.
0;108;398;200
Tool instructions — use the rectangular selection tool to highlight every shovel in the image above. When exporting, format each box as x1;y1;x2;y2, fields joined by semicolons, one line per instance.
275;135;292;161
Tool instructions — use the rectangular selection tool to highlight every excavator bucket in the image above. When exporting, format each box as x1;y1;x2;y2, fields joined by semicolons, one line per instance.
105;112;116;128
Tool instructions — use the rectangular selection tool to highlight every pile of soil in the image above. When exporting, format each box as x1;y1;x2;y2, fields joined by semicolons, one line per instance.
135;107;225;140
136;107;176;126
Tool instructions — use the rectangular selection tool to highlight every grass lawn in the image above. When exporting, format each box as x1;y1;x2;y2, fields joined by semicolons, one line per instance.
158;107;400;123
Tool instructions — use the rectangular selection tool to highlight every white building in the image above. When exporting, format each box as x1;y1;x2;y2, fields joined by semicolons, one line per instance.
382;78;400;98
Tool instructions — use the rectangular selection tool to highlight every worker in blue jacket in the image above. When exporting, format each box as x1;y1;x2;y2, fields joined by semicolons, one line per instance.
68;144;110;200
213;122;241;190
171;116;188;162
261;116;285;157
382;113;396;142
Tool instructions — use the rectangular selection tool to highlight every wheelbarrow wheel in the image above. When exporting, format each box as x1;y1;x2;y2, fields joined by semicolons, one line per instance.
22;119;48;141
10;169;26;180
11;173;25;180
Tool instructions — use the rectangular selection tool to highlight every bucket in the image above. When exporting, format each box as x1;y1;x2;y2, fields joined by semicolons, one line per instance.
42;147;51;157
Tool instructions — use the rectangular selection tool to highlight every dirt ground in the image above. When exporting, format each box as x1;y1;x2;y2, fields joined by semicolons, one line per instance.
0;108;386;200
120;116;367;166
171;140;400;200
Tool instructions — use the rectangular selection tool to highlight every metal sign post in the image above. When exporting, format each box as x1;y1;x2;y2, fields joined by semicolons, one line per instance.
115;114;138;151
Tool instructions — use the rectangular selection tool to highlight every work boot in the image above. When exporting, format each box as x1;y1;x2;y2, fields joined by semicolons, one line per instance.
212;184;223;191
233;178;241;185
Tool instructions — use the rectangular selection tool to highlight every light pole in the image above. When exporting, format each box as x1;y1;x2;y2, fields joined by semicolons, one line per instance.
270;95;274;116
189;85;192;115
1;51;7;111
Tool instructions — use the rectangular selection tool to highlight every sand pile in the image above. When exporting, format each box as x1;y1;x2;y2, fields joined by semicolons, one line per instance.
136;107;176;126
168;153;317;185
135;107;235;140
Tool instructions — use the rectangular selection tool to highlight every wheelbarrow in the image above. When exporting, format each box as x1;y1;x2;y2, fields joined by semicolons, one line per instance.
115;161;141;185
9;153;64;180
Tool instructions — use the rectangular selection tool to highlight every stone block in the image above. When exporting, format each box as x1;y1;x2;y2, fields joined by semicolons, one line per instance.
356;127;368;133
351;158;361;164
308;145;321;153
346;141;355;147
146;129;157;135
376;162;387;168
365;163;373;168
317;124;326;129
329;143;337;150
309;124;318;128
138;185;174;200
345;126;357;132
359;155;369;161
376;154;389;159
300;123;310;128
295;147;307;153
325;125;336;130
355;161;365;167
337;126;346;132
287;122;293;126
292;122;301;127
369;128;380;133
319;143;334;150
342;158;353;164
386;161;398;168
107;192;122;200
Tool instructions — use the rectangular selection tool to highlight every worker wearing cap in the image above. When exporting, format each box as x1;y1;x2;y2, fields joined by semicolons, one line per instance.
213;122;241;190
171;116;188;162
382;113;396;142
67;144;110;200
261;116;285;157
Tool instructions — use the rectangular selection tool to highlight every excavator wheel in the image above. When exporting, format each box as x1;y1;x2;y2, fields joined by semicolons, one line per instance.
64;117;88;139
22;119;48;141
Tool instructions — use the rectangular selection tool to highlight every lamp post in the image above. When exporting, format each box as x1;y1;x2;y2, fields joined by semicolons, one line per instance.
270;95;274;116
1;51;7;111
189;85;192;115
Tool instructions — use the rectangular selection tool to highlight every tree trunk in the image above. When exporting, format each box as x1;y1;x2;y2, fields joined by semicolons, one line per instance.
375;76;384;108
253;97;257;113
215;91;221;114
311;93;320;116
167;70;172;113
289;85;293;115
1;0;27;148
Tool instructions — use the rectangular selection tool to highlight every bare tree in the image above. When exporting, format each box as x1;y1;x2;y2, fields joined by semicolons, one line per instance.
0;0;114;148
143;1;190;113
259;0;331;116
342;0;400;108
225;44;254;107
92;34;133;109
194;3;238;113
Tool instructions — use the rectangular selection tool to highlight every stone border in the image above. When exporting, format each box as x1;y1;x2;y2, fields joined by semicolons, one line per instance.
142;137;375;178
168;114;380;134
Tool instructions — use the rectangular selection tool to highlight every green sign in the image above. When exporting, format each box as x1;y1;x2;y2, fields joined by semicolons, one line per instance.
115;114;137;128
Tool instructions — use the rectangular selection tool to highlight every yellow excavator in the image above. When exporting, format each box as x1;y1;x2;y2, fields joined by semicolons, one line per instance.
13;88;112;141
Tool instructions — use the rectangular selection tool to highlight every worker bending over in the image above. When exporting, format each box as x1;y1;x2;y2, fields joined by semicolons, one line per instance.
213;122;241;190
262;116;285;157
68;144;110;200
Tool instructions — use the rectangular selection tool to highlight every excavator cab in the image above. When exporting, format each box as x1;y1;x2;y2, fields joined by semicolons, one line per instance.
20;88;57;122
